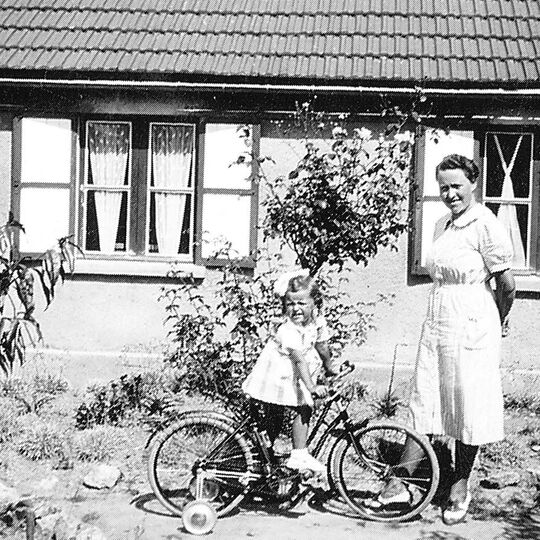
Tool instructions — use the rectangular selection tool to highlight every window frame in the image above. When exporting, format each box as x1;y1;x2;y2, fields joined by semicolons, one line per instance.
411;123;540;280
194;120;260;268
11;115;78;259
82;119;133;257
146;121;197;261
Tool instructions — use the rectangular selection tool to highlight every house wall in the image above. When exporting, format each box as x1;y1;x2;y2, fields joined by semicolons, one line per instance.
0;88;539;389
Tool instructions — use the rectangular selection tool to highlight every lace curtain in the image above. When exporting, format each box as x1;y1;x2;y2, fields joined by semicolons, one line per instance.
493;134;527;268
152;125;193;255
88;123;129;253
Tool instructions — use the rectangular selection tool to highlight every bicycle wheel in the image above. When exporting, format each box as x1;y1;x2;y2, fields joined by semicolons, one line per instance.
147;415;255;517
330;421;439;522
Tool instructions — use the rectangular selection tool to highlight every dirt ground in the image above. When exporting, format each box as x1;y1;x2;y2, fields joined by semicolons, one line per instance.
64;488;513;540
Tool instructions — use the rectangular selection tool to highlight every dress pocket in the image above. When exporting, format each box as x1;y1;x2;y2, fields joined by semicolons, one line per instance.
463;315;489;350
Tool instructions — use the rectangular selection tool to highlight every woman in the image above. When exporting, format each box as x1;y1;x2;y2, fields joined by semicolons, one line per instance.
409;154;516;524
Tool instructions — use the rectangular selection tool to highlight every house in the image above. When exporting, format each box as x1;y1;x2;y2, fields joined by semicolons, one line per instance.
0;0;539;384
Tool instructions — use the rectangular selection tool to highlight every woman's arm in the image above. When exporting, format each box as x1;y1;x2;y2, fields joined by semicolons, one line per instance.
493;269;515;326
290;349;327;398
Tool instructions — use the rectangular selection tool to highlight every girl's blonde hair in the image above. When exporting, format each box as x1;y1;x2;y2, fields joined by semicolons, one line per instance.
282;275;322;310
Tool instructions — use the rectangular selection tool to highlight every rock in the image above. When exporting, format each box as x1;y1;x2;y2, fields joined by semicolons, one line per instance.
83;464;122;490
480;471;521;489
0;479;20;513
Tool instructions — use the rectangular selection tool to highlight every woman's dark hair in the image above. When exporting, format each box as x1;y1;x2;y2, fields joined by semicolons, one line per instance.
281;275;322;310
436;154;479;183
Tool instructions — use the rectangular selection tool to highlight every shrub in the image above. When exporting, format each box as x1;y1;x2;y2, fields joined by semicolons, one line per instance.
73;426;125;462
16;419;70;461
0;397;21;443
162;100;421;406
0;371;69;414
75;370;181;429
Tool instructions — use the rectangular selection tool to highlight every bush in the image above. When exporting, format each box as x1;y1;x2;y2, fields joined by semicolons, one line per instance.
73;426;125;462
0;371;69;414
75;370;181;429
0;397;21;443
16;419;70;461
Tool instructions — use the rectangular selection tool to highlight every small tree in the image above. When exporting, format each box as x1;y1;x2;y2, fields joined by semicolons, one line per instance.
0;213;78;374
259;102;414;274
163;98;423;405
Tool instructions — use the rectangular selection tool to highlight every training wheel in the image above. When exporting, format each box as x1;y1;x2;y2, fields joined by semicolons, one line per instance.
182;500;217;535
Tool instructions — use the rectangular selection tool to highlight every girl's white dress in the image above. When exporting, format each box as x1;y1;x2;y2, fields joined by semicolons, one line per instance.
410;204;513;445
242;316;330;407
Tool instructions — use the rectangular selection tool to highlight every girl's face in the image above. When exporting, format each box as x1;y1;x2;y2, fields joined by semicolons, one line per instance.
284;289;315;326
437;168;477;218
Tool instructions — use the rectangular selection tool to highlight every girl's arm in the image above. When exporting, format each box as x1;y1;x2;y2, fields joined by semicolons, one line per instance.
315;341;339;376
493;269;515;325
290;349;327;398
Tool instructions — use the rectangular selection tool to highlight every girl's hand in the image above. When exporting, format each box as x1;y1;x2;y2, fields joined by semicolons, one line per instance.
325;366;340;378
311;385;328;399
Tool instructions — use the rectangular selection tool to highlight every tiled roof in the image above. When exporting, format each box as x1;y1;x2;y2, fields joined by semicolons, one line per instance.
0;0;538;85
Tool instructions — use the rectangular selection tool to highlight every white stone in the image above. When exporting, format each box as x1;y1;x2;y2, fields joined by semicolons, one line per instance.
82;464;122;489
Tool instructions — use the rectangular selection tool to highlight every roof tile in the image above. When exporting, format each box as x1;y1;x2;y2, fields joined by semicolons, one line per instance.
0;0;537;85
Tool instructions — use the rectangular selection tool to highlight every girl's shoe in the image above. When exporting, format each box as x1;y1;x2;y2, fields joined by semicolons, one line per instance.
285;450;326;473
364;478;412;508
441;491;472;525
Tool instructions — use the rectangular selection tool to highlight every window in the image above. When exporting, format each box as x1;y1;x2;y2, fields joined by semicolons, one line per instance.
13;117;259;272
412;127;539;280
13;118;75;255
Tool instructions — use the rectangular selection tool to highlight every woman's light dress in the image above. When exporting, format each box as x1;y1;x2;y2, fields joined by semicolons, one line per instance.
410;204;513;445
242;316;329;407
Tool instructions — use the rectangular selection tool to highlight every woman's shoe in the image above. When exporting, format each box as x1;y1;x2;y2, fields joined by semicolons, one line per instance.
441;491;472;525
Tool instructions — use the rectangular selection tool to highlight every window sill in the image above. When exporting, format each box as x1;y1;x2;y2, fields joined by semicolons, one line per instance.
73;258;206;279
515;274;540;293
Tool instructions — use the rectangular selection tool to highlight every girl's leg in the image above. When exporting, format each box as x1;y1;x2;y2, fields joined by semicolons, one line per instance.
264;402;285;444
286;405;326;472
291;405;311;449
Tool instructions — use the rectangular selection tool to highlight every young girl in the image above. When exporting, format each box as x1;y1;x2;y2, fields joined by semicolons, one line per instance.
242;270;338;472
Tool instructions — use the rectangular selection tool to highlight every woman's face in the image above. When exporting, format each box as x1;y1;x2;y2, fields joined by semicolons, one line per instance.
284;289;315;326
437;168;477;218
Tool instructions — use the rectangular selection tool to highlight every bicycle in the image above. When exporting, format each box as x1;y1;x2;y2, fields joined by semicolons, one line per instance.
147;362;440;525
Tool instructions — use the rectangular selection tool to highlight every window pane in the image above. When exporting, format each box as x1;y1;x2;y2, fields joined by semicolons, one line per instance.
202;194;252;258
204;124;252;189
422;129;475;197
419;200;449;268
87;122;130;187
21;118;72;184
485;133;532;199
486;202;528;268
19;188;70;252
85;191;127;253
148;192;192;255
150;124;194;189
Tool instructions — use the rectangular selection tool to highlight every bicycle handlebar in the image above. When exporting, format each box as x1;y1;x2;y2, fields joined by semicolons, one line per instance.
323;360;355;401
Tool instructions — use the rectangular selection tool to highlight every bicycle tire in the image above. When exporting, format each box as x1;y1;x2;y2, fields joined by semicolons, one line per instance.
147;415;255;517
330;421;439;522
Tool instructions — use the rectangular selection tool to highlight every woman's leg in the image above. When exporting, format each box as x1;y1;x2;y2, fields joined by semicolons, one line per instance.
450;440;479;502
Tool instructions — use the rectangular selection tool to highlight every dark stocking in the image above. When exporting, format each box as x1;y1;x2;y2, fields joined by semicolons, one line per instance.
455;440;479;481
